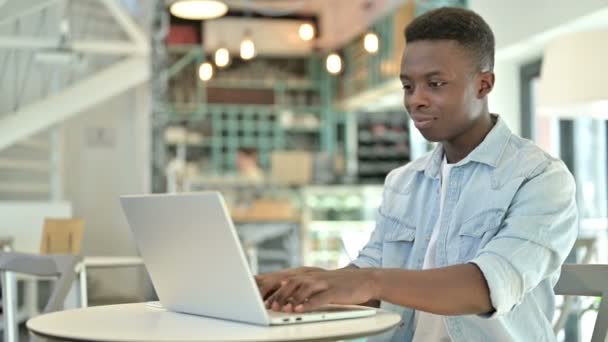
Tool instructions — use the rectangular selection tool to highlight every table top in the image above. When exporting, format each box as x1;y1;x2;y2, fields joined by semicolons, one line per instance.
27;302;401;342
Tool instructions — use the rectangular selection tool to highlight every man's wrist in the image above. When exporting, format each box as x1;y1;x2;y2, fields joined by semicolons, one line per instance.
368;268;383;300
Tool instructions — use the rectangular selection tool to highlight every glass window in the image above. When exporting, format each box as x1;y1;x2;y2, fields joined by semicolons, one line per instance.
524;64;607;236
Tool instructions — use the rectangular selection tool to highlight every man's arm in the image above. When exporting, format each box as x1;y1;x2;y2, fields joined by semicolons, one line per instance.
264;263;491;314
344;264;381;308
372;263;492;315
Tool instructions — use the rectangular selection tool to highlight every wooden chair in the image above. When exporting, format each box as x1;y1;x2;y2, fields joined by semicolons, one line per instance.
0;218;84;342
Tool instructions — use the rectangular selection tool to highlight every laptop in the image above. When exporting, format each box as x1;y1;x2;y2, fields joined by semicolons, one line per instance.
119;192;377;326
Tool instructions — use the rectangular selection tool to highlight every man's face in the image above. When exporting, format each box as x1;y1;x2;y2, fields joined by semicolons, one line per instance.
400;40;491;142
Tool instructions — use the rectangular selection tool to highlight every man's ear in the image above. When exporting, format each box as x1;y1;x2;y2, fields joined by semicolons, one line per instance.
477;71;495;98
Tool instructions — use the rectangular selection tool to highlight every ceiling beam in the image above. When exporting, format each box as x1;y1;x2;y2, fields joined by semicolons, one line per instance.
0;0;61;27
0;37;144;55
99;0;149;55
0;57;150;151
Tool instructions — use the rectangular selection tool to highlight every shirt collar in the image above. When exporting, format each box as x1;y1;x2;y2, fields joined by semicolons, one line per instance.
414;115;512;179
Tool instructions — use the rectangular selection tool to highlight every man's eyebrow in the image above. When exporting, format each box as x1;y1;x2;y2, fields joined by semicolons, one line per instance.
399;71;444;80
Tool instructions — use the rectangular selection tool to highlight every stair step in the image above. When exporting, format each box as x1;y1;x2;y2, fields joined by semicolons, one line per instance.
0;182;50;194
16;138;50;150
0;159;49;172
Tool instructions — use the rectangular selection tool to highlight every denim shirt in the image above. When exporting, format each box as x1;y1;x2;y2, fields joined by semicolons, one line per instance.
352;116;578;342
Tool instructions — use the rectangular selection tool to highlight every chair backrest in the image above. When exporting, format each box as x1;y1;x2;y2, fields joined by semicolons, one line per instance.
554;264;608;342
0;201;72;253
1;252;82;342
0;252;82;313
0;237;12;251
39;218;84;255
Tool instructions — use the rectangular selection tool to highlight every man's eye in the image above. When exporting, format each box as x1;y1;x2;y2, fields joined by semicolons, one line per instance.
429;81;446;88
402;84;413;91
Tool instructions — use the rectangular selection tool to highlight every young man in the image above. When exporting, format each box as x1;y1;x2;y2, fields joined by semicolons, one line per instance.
256;7;578;341
236;147;264;182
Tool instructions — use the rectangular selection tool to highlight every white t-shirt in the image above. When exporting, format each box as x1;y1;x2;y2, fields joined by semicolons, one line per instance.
412;156;454;342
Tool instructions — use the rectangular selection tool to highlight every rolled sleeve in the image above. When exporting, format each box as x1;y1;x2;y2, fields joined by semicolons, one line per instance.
469;160;578;319
470;252;523;318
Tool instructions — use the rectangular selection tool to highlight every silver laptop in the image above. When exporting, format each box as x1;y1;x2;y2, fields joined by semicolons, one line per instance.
119;192;376;326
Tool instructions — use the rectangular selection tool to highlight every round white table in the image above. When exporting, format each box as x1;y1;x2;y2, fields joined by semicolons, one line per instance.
27;303;401;342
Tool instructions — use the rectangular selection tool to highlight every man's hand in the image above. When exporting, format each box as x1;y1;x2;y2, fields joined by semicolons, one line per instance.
261;264;492;316
254;267;325;300
263;268;379;313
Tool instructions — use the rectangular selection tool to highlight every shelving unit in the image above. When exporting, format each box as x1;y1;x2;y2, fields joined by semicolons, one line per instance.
356;111;411;183
164;49;338;177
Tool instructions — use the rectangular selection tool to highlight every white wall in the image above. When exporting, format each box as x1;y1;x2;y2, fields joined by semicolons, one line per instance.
471;0;608;50
470;0;608;135
61;82;150;301
0;201;71;252
489;61;520;133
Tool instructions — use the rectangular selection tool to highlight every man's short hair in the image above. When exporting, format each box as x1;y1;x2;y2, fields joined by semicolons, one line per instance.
405;7;495;72
238;147;258;157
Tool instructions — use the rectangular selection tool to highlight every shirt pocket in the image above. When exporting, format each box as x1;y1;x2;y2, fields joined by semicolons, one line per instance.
457;209;505;262
381;215;416;268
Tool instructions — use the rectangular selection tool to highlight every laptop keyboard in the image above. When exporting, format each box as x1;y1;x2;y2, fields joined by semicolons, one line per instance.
268;305;368;317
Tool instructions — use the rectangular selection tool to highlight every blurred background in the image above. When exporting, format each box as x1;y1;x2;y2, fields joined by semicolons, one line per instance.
1;0;607;341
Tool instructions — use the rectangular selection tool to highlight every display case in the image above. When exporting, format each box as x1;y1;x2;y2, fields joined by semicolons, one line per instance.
301;185;383;269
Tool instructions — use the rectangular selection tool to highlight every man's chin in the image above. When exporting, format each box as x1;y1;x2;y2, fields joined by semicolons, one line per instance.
418;129;443;143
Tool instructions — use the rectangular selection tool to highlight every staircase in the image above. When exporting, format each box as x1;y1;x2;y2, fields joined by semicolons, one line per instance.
0;133;52;201
0;0;150;202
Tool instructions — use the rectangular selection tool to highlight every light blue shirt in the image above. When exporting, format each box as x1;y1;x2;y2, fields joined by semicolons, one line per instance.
352;116;578;342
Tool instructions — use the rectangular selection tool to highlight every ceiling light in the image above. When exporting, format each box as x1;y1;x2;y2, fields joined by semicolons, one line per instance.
214;47;230;68
299;23;315;41
326;53;342;75
240;33;256;60
170;0;228;20
198;62;213;81
364;31;379;54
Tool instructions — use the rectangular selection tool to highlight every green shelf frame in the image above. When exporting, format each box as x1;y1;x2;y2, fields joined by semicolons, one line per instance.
166;47;338;174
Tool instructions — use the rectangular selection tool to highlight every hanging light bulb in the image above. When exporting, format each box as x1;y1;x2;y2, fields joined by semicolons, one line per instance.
198;62;213;81
240;32;256;60
170;0;228;20
364;31;379;54
326;53;342;75
214;47;230;68
299;23;315;41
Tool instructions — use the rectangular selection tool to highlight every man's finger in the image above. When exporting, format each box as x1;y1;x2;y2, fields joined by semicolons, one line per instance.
259;280;282;299
265;282;287;308
294;290;333;312
269;279;301;308
290;279;328;306
275;282;301;308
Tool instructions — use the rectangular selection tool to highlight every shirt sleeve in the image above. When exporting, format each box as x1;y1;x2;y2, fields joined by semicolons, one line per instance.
469;160;578;318
350;168;401;269
350;219;385;269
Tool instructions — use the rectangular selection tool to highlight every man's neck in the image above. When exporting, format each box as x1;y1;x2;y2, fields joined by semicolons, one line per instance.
442;113;496;164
